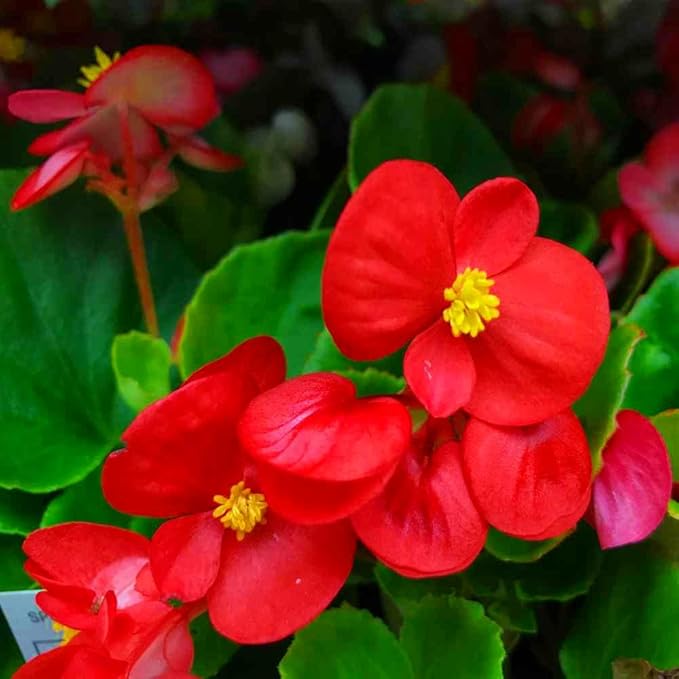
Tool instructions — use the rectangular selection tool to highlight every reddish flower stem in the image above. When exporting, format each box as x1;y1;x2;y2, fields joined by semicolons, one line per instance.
121;206;159;337
118;104;159;337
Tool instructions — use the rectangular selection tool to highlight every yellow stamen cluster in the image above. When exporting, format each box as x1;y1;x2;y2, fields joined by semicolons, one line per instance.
442;267;500;338
213;481;267;541
52;622;79;646
78;46;120;89
0;29;26;63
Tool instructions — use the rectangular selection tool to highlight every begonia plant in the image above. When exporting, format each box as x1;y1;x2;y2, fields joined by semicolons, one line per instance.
0;2;677;678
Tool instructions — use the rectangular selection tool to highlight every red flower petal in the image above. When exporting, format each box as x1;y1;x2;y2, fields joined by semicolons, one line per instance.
13;646;126;679
592;410;672;549
34;586;102;632
465;237;609;425
238;373;411;481
24;523;149;601
8;90;86;123
104;338;284;518
86;46;220;133
27;107;162;161
463;411;592;539
103;387;247;517
184;335;285;390
453;177;539;275
175;135;243;172
403;321;476;418
322;159;458;360
138;163;179;212
207;514;355;643
352;441;487;577
11;143;88;211
254;461;396;525
150;513;224;602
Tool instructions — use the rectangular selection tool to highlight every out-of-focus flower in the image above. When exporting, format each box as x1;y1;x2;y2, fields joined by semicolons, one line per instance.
619;122;679;264
200;47;263;99
8;45;241;212
322;160;610;425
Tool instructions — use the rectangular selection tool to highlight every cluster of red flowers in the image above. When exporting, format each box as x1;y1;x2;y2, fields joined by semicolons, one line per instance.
11;50;674;679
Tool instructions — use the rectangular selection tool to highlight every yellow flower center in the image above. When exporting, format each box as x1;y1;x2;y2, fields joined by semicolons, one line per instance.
213;481;267;541
0;29;26;63
52;622;79;646
77;46;120;89
442;267;500;338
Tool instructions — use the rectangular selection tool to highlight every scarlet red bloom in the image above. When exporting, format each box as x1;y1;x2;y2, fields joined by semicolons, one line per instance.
102;337;411;643
619;122;679;264
590;410;672;549
8;45;242;211
322;160;609;425
352;408;592;577
17;523;197;679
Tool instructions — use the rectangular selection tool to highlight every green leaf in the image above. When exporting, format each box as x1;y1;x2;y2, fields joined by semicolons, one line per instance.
514;525;602;602
652;411;679;486
476;71;537;140
465;527;601;606
337;368;404;398
40;466;129;529
574;323;643;471
309;170;350;231
349;84;514;195
0;535;32;590
180;230;329;378
623;268;679;415
279;607;414;679
610;233;659;313
485;528;563;563
538;200;598;255
112;331;172;413
561;544;679;679
400;596;505;679
0;489;48;536
374;563;460;614
189;612;238;678
302;328;404;376
486;598;537;634
0;169;198;492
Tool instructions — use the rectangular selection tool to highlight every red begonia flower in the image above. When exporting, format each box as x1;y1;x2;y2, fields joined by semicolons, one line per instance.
463;410;592;540
102;337;384;643
8;45;238;211
322;160;609;425
619;122;679;264
15;601;198;679
18;522;197;679
590;410;672;549
23;522;153;631
352;407;592;577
